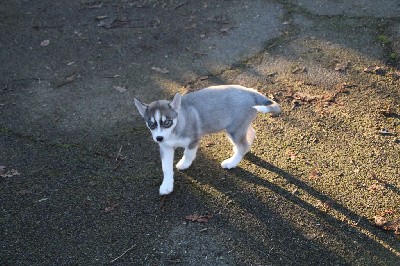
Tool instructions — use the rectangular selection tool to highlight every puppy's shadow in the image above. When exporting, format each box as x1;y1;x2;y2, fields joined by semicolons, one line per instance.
243;152;353;216
242;152;400;248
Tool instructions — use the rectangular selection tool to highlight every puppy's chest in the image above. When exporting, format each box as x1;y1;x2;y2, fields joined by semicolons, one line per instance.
162;135;191;148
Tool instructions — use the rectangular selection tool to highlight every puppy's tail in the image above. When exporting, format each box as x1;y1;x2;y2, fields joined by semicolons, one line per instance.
253;101;281;116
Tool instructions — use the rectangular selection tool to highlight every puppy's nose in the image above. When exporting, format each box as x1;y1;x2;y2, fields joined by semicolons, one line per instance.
156;136;164;142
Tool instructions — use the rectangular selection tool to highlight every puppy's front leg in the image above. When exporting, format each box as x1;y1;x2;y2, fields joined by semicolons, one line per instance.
159;145;175;195
176;144;198;170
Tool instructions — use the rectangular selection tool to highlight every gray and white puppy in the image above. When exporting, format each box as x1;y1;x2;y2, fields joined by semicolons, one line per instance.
134;85;280;195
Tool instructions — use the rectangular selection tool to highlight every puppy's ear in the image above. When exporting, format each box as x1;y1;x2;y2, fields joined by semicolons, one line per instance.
134;98;147;118
169;92;181;112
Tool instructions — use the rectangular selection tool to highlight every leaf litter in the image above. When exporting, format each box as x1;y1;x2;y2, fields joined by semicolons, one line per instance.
185;213;213;223
373;210;400;235
1;166;21;178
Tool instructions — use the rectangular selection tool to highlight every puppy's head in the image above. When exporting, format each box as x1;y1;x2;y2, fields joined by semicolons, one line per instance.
134;93;181;143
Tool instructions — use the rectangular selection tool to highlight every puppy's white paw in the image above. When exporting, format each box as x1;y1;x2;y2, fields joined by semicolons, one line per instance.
176;158;192;170
221;159;238;169
159;181;173;195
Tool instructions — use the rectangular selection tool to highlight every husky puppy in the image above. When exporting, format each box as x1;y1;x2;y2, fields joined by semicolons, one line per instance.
134;85;280;195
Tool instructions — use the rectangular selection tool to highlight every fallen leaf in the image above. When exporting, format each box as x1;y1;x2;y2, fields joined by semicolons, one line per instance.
220;26;231;34
378;128;393;136
292;91;318;102
388;70;400;79
205;142;215;147
113;86;127;93
185;214;213;223
368;183;385;192
291;66;307;74
317;200;333;210
383;219;400;234
105;202;119;213
95;15;108;21
56;72;77;87
286;149;297;160
363;66;387;75
380;209;395;216
334;61;351;72
85;3;103;9
374;213;400;234
151;67;169;74
1;167;21;178
40;40;50;47
374;213;400;235
309;169;321;180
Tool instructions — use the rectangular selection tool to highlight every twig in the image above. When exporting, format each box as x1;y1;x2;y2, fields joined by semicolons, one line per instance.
115;145;123;161
110;244;136;263
173;1;187;9
185;47;205;56
56;72;77;87
113;161;122;171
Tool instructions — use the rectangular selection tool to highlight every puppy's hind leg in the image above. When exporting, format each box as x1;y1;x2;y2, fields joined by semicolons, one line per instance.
221;130;251;169
246;126;256;147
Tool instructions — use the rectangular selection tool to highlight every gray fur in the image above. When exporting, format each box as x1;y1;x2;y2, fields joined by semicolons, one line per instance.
176;85;272;136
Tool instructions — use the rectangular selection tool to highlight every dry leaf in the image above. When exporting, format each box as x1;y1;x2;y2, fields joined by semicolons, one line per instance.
291;67;307;74
388;70;400;79
205;142;215;147
334;61;350;72
286;149;297;160
220;26;231;33
383;219;400;234
317;200;333;210
363;66;387;75
373;210;400;234
113;86;127;93
56;72;77;87
309;169;321;180
185;214;213;223
1;168;21;178
368;183;385;192
40;40;50;47
105;202;119;213
151;67;169;74
95;15;108;21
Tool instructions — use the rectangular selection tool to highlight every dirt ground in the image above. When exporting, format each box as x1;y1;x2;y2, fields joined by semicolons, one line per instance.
1;0;399;265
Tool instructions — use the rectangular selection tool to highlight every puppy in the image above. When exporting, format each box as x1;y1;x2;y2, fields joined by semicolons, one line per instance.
134;85;280;195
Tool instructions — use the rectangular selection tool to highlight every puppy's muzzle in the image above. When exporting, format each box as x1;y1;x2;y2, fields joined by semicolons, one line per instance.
156;136;164;142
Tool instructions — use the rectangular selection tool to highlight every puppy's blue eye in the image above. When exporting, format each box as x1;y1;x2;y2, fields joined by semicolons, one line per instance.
148;121;157;129
163;119;173;128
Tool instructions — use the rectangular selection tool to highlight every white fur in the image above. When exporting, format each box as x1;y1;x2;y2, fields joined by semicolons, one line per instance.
176;145;198;170
253;102;281;115
159;136;191;195
159;145;174;195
